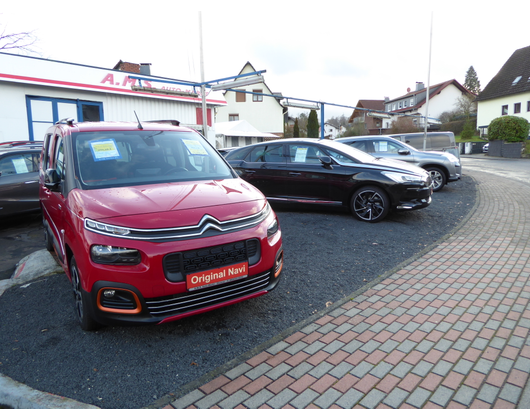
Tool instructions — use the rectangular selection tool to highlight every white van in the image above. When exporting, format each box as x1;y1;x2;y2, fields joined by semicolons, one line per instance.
390;132;459;158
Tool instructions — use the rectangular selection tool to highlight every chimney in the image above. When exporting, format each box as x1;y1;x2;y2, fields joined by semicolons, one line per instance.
415;82;425;91
113;60;141;73
140;63;152;75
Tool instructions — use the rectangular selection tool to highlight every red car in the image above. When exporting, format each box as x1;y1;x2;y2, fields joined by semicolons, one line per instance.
39;119;283;330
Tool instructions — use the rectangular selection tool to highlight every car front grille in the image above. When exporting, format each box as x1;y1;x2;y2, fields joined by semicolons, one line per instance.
144;271;271;318
163;239;260;282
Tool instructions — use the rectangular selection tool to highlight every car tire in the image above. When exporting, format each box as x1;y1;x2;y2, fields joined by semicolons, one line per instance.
70;256;100;331
350;186;390;223
43;221;54;252
425;167;446;192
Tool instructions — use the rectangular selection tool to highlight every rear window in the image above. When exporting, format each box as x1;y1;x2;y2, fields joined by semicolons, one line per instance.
73;130;234;189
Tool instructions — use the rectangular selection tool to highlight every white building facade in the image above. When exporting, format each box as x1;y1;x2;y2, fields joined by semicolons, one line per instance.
215;62;285;138
0;53;226;144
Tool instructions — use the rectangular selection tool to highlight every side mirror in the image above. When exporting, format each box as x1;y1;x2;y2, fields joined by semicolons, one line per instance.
320;156;333;168
398;149;411;156
44;168;61;191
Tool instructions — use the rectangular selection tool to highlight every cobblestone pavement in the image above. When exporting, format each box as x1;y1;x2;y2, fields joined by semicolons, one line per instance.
165;169;530;409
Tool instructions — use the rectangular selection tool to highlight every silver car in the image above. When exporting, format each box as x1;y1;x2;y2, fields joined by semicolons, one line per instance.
337;135;461;192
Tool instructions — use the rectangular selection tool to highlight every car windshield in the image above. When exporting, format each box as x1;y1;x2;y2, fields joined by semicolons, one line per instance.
73;130;234;189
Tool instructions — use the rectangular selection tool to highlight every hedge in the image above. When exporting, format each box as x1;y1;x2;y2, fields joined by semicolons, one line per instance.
488;115;530;142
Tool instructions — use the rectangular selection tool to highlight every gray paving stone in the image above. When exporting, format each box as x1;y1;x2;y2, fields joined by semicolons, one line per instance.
334;323;353;334
502;319;517;329
453;385;477;406
351;361;375;378
485;319;501;330
343;308;362;317
284;340;308;355
514;357;530;373
225;363;252;380
300;323;321;334
303;340;327;355
411;360;434;377
469;320;485;331
433;338;452;352
403;321;421;333
218;390;251;409
341;339;364;353
243;389;274;409
453;338;472;352
476;383;500;404
308;361;334;379
435;321;452;332
289;389;319;409
452;321;470;332
432;360;453;376
383;388;410;408
397;339;417;353
368;321;387;334
406;387;431;408
370;361;394;379
266;363;293;380
386;321;405;333
288;362;313;380
473;359;495;375
429;385;454;408
378;339;399;353
418;321;437;333
359;389;386;409
267;341;290;355
322;340;345;354
471;337;489;351
317;323;338;335
195;389;229;409
391;361;414;378
495;357;515;374
313;388;342;409
171;389;205;409
267;389;297;409
499;383;523;405
490;337;507;350
328;361;355;378
335;388;365;409
352;322;371;334
453;359;474;375
508;335;526;349
245;363;273;380
360;339;381;353
406;306;423;316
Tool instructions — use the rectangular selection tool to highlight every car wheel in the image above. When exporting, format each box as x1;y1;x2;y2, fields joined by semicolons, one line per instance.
350;186;390;223
70;256;100;331
426;167;446;192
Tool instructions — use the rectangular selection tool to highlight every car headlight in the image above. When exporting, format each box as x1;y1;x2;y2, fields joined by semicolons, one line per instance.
91;245;141;265
85;218;130;236
267;217;279;238
383;171;425;184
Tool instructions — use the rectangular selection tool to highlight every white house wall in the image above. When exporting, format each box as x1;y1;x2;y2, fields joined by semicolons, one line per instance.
216;87;284;134
416;84;464;119
477;94;530;131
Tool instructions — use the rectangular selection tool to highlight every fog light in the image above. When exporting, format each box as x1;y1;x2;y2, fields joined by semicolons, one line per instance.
103;289;116;298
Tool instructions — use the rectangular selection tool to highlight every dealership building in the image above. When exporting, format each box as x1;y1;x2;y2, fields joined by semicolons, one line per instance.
0;52;226;144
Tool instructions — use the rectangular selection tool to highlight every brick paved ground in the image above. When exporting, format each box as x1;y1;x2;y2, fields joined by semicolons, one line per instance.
166;170;530;409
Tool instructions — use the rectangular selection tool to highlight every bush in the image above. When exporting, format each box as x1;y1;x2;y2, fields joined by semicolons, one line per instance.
488;116;530;142
460;121;476;140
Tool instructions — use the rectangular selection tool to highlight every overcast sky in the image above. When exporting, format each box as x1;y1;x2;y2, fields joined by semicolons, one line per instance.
2;0;529;119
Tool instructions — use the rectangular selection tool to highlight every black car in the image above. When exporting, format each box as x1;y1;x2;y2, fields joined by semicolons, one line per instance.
225;139;433;222
0;142;42;218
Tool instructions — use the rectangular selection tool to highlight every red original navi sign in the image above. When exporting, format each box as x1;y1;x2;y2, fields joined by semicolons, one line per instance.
186;262;248;291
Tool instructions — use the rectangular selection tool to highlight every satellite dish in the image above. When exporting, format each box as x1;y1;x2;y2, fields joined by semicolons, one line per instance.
407;87;411;92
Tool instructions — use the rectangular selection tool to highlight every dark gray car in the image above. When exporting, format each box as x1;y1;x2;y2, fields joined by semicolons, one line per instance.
0;142;42;218
336;135;462;192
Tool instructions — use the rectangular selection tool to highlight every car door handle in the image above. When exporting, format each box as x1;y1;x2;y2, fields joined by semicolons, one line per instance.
289;172;301;177
243;170;255;174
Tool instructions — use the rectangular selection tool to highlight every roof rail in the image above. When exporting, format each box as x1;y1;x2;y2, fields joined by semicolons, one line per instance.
55;118;75;126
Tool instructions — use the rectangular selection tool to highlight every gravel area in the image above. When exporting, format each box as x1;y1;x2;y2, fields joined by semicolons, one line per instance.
0;174;476;409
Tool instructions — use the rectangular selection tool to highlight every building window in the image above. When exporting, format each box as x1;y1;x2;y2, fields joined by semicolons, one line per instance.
236;91;246;102
502;105;508;115
527;101;530;112
229;114;239;121
410;98;414;106
514;103;521;114
252;90;263;102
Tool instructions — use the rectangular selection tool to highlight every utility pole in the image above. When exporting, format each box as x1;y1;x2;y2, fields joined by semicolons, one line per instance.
199;12;208;141
423;12;433;151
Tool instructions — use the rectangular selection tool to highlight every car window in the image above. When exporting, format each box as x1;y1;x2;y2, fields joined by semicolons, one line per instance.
373;140;403;153
248;145;284;163
347;141;370;153
225;147;250;161
324;148;357;164
287;145;323;164
55;137;66;179
0;153;40;176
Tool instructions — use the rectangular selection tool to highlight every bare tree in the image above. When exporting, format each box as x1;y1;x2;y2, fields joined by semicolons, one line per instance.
0;22;38;54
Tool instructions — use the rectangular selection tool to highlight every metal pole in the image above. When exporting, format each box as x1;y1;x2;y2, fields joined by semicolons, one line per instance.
423;12;433;151
320;103;325;139
199;12;208;142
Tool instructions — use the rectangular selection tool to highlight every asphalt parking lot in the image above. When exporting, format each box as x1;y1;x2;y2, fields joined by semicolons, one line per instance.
0;175;476;409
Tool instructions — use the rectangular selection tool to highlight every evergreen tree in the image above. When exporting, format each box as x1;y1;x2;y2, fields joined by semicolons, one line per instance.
307;110;320;138
293;118;300;137
464;66;481;95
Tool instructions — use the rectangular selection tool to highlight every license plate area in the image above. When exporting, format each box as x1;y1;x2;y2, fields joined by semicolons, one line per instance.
186;261;249;291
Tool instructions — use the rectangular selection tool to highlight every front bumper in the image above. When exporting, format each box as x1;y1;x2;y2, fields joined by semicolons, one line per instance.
84;249;283;326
